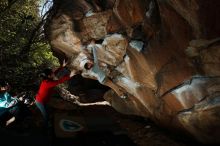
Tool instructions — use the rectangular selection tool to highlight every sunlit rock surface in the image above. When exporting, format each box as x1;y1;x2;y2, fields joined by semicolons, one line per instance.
45;0;220;143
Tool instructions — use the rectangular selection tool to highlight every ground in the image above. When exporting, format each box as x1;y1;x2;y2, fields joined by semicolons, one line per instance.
0;101;214;146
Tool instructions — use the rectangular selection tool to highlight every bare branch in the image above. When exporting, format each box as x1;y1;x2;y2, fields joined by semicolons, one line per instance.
19;6;52;58
59;87;111;107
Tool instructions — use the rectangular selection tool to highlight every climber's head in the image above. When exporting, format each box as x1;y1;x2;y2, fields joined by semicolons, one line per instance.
0;80;10;92
39;68;55;80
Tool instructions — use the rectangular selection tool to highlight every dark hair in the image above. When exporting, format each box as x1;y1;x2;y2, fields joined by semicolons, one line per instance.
39;68;53;80
84;63;90;70
0;80;9;87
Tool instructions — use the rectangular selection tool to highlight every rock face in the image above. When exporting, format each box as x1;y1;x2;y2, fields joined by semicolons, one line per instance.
45;0;220;143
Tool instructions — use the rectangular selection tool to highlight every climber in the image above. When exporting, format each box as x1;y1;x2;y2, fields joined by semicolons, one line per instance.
35;60;78;128
80;40;127;99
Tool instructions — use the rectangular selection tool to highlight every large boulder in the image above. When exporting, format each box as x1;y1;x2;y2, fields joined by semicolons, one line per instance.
45;0;220;143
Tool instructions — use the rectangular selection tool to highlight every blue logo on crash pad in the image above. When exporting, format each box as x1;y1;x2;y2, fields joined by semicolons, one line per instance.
59;119;83;132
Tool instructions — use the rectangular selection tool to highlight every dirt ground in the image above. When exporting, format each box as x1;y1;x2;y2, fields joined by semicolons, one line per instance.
48;103;206;146
111;111;196;146
80;105;202;146
0;101;213;146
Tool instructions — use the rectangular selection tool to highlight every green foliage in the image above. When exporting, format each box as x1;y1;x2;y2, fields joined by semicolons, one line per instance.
0;0;57;93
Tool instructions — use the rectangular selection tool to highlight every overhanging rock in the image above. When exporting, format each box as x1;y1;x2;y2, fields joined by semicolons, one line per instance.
45;0;220;143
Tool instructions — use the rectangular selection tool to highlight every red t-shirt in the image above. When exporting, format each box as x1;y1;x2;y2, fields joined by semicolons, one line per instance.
35;75;70;104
